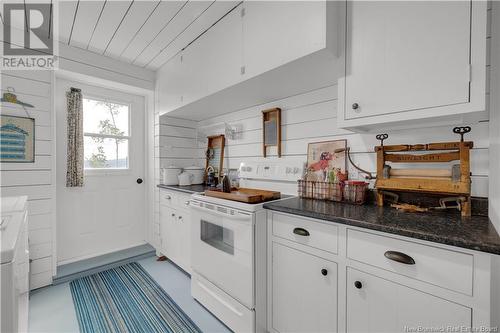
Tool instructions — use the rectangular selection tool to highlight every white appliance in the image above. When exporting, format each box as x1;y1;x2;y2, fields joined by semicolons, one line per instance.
190;162;296;333
1;196;29;333
161;166;182;185
178;171;193;186
184;165;205;185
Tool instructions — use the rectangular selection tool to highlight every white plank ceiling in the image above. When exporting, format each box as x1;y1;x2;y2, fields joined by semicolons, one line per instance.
58;0;240;70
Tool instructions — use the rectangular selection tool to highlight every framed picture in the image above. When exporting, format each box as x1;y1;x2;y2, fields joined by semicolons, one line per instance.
0;115;35;163
306;140;347;182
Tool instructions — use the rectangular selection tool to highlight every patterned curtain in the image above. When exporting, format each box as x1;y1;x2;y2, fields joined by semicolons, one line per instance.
66;87;84;187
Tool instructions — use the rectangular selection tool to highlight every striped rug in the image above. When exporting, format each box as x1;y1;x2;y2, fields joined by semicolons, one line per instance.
70;262;202;333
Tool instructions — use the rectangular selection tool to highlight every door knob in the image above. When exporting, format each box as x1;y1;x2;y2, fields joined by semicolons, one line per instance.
137;178;143;184
352;103;359;110
354;281;363;289
321;269;328;276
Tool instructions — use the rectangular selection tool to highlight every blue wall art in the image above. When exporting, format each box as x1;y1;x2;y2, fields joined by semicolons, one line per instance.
0;115;35;163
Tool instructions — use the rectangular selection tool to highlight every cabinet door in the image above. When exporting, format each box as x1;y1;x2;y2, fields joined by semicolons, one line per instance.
243;1;327;79
346;268;471;333
159;205;179;260
176;210;191;273
157;53;185;114
344;1;471;120
183;2;243;105
272;243;337;333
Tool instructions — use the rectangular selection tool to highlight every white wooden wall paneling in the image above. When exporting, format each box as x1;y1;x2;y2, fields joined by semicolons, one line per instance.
0;70;54;289
187;75;491;196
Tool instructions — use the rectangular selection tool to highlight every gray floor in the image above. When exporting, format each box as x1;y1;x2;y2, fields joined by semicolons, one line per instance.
29;256;232;333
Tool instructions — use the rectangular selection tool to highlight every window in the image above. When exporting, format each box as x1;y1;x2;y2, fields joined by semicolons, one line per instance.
83;97;130;170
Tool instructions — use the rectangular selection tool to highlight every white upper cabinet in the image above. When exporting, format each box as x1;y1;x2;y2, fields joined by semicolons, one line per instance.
157;52;185;114
182;3;243;105
338;1;487;131
157;0;339;119
242;1;328;79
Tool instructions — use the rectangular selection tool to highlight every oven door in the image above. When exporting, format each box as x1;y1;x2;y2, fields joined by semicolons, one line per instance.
190;200;254;309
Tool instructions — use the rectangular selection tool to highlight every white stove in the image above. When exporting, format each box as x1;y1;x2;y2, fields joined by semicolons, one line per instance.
190;163;297;333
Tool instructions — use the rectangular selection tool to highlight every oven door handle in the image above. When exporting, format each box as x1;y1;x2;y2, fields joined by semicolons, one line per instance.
190;202;251;221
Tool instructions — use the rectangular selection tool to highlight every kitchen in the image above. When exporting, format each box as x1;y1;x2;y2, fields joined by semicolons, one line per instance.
1;1;499;333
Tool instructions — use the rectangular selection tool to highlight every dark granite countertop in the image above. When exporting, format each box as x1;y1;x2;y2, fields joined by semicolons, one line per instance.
264;197;500;255
157;184;211;194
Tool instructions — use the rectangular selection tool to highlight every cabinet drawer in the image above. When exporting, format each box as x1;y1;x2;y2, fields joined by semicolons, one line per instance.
159;190;175;207
177;193;192;211
272;213;338;254
346;229;473;295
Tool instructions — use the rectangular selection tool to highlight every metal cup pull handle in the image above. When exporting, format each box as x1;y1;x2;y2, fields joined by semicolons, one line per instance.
293;227;310;237
384;251;415;265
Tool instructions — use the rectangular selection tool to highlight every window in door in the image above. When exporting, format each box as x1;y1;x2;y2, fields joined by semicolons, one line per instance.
83;97;130;170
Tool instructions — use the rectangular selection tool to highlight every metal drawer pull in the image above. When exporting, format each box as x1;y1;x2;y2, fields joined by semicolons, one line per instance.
384;251;415;265
165;195;171;200
185;201;190;205
293;227;310;237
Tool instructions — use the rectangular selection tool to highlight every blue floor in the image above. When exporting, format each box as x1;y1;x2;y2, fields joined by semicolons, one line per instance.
29;256;232;333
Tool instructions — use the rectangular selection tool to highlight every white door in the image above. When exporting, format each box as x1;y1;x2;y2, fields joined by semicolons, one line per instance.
56;79;146;264
346;268;471;333
344;1;471;120
272;242;338;333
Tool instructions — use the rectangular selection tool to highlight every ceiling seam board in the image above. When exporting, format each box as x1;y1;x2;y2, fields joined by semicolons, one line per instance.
151;1;243;70
87;0;133;54
143;0;218;68
67;0;80;45
130;0;190;65
118;1;188;63
133;0;215;67
86;1;107;50
102;0;135;54
104;0;161;59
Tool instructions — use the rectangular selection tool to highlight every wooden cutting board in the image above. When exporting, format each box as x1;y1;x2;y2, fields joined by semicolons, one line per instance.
204;188;281;203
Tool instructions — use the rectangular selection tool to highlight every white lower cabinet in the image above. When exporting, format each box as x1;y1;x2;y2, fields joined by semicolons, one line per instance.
346;268;471;333
272;243;337;333
268;212;493;333
159;190;191;274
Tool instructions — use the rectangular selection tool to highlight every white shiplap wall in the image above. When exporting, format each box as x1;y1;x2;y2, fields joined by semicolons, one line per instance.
194;84;489;196
0;70;55;289
152;115;198;250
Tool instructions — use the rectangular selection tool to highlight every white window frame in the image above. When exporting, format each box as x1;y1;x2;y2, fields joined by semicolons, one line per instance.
82;94;132;175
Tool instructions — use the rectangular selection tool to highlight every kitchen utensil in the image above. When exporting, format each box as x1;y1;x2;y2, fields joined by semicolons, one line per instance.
221;175;231;193
162;166;182;185
178;171;193;186
206;166;217;187
184;165;205;185
205;188;281;203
